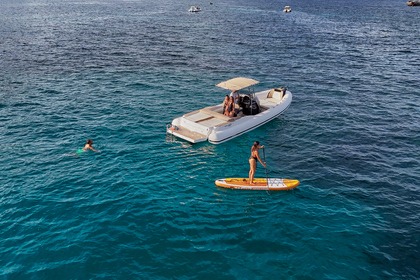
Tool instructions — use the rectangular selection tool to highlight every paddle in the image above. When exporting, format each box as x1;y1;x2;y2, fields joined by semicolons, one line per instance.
262;146;268;186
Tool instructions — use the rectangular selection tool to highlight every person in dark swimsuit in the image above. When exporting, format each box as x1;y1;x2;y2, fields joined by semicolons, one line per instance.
224;96;232;116
226;96;237;117
249;141;266;184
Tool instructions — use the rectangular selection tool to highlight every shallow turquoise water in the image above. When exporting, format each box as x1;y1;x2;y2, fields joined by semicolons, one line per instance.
1;0;419;278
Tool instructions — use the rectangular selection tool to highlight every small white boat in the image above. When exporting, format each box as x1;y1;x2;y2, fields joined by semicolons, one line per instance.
167;77;292;144
283;5;292;13
407;0;420;6
188;5;201;12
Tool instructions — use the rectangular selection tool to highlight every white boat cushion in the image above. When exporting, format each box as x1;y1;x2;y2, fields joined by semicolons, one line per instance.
200;108;232;122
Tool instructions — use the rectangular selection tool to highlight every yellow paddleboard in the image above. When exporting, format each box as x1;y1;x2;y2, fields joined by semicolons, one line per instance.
215;178;299;191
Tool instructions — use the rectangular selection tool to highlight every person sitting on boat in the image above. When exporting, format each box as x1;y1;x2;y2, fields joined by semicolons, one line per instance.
224;96;232;116
222;95;229;115
224;96;237;117
249;141;266;185
229;96;237;117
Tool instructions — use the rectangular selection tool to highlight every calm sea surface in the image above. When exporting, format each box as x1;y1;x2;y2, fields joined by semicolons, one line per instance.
1;0;419;278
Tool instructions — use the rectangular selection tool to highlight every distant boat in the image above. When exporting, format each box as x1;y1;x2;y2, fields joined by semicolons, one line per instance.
407;0;420;6
283;5;292;13
188;5;201;12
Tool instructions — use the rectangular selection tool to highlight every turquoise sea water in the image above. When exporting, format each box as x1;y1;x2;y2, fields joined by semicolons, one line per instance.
1;0;419;278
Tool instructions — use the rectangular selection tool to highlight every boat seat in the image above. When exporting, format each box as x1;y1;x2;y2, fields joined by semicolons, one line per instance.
185;111;213;122
267;89;275;98
200;108;233;122
259;97;278;109
267;88;286;100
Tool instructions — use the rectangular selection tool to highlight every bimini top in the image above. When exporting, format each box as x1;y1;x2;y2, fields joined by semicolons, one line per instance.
216;77;259;91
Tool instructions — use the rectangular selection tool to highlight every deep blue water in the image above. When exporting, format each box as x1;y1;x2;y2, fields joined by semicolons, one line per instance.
1;0;419;278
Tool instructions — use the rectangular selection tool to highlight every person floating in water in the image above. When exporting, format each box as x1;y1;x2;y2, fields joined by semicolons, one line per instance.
76;139;99;155
249;141;266;185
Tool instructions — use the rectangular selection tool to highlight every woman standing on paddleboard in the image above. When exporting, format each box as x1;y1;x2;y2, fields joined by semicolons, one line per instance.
249;141;266;185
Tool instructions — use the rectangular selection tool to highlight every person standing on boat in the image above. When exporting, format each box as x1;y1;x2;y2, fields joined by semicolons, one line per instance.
230;90;239;105
249;141;266;185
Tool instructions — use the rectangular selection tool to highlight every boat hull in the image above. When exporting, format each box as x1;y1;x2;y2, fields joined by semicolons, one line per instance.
208;92;291;144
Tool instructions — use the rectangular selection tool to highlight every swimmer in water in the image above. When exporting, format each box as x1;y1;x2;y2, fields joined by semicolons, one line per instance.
83;139;99;152
76;139;99;154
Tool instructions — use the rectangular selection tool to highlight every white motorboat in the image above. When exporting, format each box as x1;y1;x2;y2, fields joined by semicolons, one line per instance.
188;5;201;12
407;0;420;6
283;5;292;13
167;77;292;144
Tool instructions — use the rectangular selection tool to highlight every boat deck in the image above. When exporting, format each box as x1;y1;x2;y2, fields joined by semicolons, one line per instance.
185;112;211;122
169;125;207;143
184;106;235;127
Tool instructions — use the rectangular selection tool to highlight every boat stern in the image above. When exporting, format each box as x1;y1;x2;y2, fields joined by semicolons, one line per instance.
166;118;208;144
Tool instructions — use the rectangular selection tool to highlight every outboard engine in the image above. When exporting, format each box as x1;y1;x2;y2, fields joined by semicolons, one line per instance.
241;95;260;115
